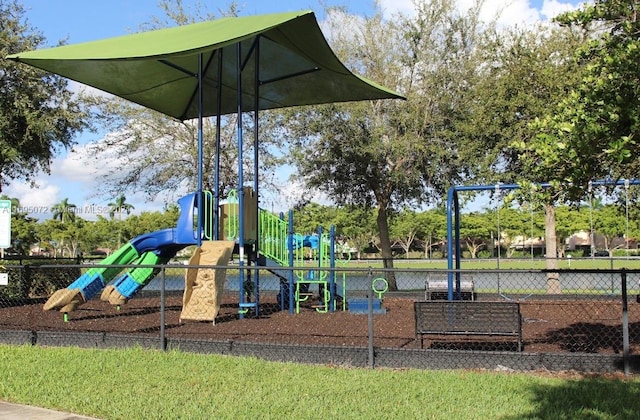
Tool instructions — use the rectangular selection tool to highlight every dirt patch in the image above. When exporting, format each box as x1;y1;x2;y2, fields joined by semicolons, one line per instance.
1;292;639;355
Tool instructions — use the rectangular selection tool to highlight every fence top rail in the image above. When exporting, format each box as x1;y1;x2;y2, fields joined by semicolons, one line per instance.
4;264;640;277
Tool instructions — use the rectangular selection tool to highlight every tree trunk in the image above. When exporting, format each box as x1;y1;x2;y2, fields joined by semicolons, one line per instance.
545;203;561;294
376;204;398;291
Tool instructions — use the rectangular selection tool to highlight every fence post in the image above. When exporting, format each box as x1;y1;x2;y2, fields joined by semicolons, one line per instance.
368;268;374;369
160;265;167;351
621;268;629;375
20;264;31;299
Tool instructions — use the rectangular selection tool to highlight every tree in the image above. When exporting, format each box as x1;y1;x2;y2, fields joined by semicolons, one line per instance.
51;198;77;224
0;0;88;192
55;218;84;257
44;198;83;257
460;213;493;259
462;24;586;183
121;209;181;241
9;212;37;255
554;205;589;258
415;209;447;259
390;209;423;258
108;194;134;248
108;194;135;221
494;206;529;258
291;202;336;236
81;1;285;203
593;205;627;254
466;21;588;292
333;205;378;259
531;0;640;195
79;215;118;253
284;0;493;289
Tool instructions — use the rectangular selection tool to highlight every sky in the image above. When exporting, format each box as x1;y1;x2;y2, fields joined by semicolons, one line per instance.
7;0;587;220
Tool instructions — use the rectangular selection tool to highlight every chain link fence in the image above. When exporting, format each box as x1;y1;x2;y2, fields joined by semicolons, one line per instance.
1;259;639;374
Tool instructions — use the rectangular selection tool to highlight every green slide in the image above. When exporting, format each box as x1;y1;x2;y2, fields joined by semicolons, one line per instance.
100;252;171;305
43;243;141;311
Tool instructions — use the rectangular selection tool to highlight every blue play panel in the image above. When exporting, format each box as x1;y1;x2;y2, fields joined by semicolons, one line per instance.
347;298;386;314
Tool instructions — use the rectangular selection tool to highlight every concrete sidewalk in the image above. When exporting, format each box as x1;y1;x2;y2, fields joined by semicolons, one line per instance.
0;401;101;419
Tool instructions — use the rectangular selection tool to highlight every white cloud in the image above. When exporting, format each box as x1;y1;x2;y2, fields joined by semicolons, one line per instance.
53;135;131;184
490;0;541;26
540;0;585;20
4;131;172;220
278;179;333;210
377;0;583;26
5;181;59;212
52;147;103;184
378;0;415;16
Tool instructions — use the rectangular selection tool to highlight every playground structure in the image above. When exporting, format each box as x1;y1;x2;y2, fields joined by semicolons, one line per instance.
445;179;640;300
43;187;353;319
10;11;402;321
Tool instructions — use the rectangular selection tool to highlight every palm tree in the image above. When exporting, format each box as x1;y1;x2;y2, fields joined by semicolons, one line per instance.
108;195;134;248
108;194;135;221
51;198;77;224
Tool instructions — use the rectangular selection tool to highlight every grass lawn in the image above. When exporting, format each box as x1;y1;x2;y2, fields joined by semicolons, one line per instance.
1;345;639;419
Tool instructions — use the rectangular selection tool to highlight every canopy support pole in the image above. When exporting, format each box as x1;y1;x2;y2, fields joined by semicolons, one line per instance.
237;42;247;318
253;37;261;318
214;49;223;241
196;53;204;247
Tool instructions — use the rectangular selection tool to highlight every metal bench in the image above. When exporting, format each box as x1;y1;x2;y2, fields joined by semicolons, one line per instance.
414;301;523;351
425;279;475;300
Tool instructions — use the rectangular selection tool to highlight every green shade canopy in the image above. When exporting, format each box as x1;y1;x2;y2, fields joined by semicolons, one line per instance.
7;11;404;120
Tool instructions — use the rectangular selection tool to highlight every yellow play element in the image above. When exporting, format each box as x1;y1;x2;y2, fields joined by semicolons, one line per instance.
219;187;258;242
100;285;127;305
43;288;85;313
180;240;235;323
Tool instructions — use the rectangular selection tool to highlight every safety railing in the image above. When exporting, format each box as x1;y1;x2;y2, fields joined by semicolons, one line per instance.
258;210;288;265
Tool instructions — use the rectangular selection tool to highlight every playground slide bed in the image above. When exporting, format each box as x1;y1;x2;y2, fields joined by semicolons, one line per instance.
1;293;638;355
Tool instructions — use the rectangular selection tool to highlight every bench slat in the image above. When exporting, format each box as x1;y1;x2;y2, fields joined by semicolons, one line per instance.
425;280;475;301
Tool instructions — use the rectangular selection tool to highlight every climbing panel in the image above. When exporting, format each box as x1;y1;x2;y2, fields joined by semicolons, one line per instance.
180;240;235;323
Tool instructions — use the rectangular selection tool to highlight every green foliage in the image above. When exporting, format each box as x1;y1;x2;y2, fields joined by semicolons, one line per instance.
390;209;424;257
50;198;76;224
0;0;88;191
464;24;585;184
79;216;117;252
8;214;37;255
530;0;640;200
119;210;179;243
460;212;493;258
594;204;628;249
291;203;378;256
282;0;496;278
554;205;590;243
107;194;134;220
0;182;635;262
